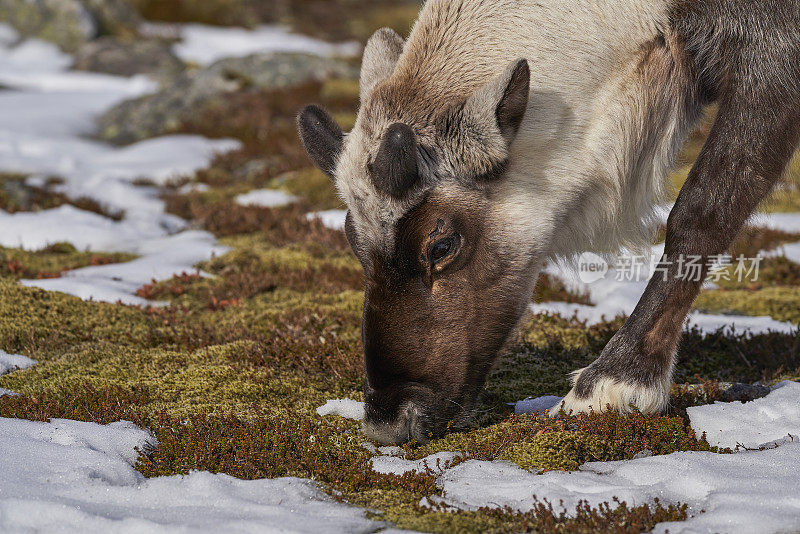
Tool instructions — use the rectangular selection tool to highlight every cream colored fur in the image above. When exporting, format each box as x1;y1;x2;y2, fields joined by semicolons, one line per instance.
549;365;673;416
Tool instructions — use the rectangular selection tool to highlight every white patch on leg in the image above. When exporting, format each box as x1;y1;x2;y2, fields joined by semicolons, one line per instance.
549;367;670;417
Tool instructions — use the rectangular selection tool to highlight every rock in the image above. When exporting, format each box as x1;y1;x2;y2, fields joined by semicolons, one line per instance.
0;0;141;52
80;0;141;39
98;52;357;144
680;382;773;403
0;0;96;52
73;36;183;79
718;382;772;403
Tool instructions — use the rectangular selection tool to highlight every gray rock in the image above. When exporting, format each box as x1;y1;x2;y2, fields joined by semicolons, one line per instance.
73;36;184;79
80;0;142;38
718;382;772;403
97;53;357;145
0;0;96;51
0;0;141;52
681;382;772;403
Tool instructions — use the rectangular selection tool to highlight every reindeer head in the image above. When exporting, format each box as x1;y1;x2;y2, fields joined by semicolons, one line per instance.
298;28;541;444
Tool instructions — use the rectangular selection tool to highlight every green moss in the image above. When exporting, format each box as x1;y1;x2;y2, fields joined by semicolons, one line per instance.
0;340;357;420
407;410;715;475
534;272;592;305
0;243;136;280
500;431;611;471
0;279;162;356
694;286;800;324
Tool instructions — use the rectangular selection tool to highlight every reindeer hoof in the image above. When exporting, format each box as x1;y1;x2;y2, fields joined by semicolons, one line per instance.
548;367;670;417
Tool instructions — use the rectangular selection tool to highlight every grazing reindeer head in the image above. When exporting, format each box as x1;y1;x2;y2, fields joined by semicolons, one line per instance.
298;28;540;444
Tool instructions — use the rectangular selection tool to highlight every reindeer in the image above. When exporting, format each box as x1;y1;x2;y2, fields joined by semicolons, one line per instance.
298;0;800;444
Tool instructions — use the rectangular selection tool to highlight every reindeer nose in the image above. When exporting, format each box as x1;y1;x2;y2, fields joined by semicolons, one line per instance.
362;402;423;445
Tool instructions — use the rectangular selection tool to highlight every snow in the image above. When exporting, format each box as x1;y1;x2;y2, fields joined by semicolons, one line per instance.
22;230;227;305
514;395;563;414
316;398;365;420
308;209;347;231
687;381;800;449
0;350;36;376
0;27;236;303
372;452;461;476
236;188;298;208
532;241;799;336
764;240;800;264
171;23;360;66
0;417;380;533
417;381;800;533
437;441;800;534
750;212;800;234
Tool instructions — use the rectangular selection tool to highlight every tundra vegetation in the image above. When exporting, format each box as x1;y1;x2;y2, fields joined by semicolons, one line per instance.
1;1;799;532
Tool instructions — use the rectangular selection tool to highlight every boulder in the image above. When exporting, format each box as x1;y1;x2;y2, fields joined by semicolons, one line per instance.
73;36;183;79
0;0;96;52
0;0;141;51
98;52;356;144
80;0;142;39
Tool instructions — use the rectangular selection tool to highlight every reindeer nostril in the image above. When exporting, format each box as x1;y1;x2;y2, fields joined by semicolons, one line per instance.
362;402;424;445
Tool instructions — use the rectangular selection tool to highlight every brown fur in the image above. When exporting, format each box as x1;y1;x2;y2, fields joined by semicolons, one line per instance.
299;0;800;442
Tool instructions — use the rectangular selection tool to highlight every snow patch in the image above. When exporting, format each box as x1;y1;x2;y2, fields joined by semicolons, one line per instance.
235;188;298;208
688;380;800;449
308;209;347;231
372;452;461;476
316;398;365;420
0;418;379;533
0;31;237;303
533;241;798;336
438;441;800;533
0;350;36;376
514;395;563;414
436;380;800;533
750;212;800;234
171;23;360;66
22;230;228;305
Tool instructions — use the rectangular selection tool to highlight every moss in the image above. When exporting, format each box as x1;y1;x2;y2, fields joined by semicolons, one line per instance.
534;272;592;305
136;239;361;310
500;432;611;471
129;0;419;43
694;286;800;324
675;326;800;383
407;410;716;475
0;279;164;356
172;80;358;193
0;243;135;280
712;256;800;290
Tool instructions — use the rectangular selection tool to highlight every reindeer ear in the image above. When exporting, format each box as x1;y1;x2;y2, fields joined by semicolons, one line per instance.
297;105;344;179
465;59;530;144
360;28;404;102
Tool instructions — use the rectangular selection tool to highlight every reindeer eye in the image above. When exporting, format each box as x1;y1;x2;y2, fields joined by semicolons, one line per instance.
429;234;460;265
